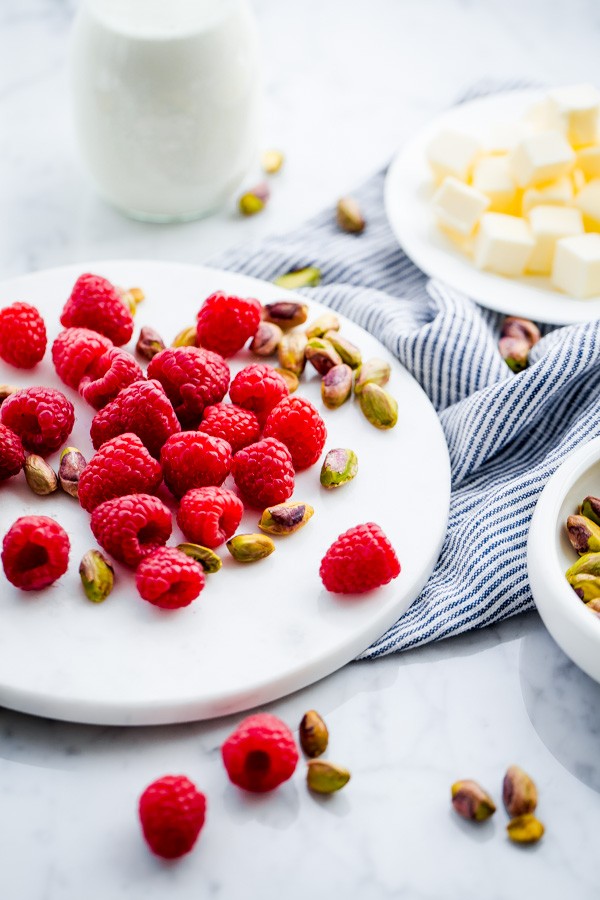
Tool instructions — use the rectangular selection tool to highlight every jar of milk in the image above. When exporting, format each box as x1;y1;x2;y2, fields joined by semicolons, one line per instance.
70;0;261;221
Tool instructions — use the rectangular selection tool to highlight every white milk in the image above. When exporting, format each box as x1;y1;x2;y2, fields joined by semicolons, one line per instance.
71;0;260;220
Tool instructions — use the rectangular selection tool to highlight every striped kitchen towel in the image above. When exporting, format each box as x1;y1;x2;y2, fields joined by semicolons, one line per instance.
212;163;600;660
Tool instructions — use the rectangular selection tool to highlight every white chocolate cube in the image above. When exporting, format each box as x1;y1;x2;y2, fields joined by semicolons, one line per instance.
509;131;575;188
526;205;584;274
574;178;600;230
522;176;574;215
472;156;517;213
547;84;600;147
432;176;489;237
426;130;481;183
552;233;600;297
576;145;600;180
474;213;534;276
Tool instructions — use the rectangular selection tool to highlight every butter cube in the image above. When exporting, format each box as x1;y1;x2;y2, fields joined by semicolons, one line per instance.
547;84;600;147
572;168;587;192
522;176;574;215
576;145;600;180
526;205;584;274
525;98;551;131
474;213;534;276
552;233;600;297
485;121;532;155
509;131;575;188
432;176;490;236
472;156;517;213
426;130;481;183
574;178;600;230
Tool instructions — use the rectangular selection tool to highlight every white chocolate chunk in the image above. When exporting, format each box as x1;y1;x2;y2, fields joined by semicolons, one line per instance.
546;84;600;147
576;145;600;180
574;178;600;230
526;205;584;274
552;233;600;297
432;176;489;236
509;130;575;188
474;213;534;276
472;156;517;213
426;130;481;183
521;176;573;215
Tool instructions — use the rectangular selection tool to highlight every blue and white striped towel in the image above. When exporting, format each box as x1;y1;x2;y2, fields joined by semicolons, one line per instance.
213;161;600;659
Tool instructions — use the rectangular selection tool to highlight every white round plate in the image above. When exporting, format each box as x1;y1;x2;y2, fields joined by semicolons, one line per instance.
385;88;600;325
528;437;600;683
0;261;450;725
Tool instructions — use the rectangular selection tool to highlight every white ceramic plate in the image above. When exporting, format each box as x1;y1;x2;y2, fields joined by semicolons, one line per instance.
385;88;600;325
528;437;600;683
0;261;450;726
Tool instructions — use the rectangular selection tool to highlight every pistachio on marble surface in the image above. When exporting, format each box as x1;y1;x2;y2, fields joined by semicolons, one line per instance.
359;383;398;430
58;447;86;498
136;326;165;360
226;533;275;563
258;501;314;536
177;543;222;574
250;321;283;357
503;765;538;817
321;363;353;409
278;332;307;376
305;337;342;376
261;149;285;174
24;455;58;496
306;760;350;794
299;710;329;758
506;814;545;844
354;358;391;395
262;301;309;331
239;181;270;216
336;197;366;234
320;448;358;490
79;550;114;603
451;779;496;822
305;312;340;340
273;266;321;290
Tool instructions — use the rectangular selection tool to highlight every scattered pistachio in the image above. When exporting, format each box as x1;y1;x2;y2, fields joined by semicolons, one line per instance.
261;149;285;174
359;383;398;430
177;543;222;574
299;710;329;758
568;572;600;601
79;550;114;603
336;197;366;234
320;448;359;490
305;337;342;376
171;325;197;348
0;384;18;406
278;332;308;376
499;316;541;373
506;814;545;844
58;447;86;498
324;332;362;369
580;496;600;527
566;551;600;583
250;321;283;357
307;760;350;794
275;367;299;392
321;364;353;409
136;326;165;360
503;766;538;817
119;286;145;314
24;455;58;496
451;780;496;822
262;301;309;331
305;313;340;340
566;514;600;554
273;267;321;290
239;181;270;216
259;501;314;536
226;533;275;563
354;358;391;395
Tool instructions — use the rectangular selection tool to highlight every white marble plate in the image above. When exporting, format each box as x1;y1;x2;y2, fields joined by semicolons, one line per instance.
385;88;600;325
0;261;450;725
528;437;600;683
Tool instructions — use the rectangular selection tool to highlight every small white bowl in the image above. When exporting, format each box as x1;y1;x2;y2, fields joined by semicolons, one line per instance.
528;437;600;684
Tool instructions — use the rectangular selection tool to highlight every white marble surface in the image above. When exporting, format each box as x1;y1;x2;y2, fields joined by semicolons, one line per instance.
2;0;600;897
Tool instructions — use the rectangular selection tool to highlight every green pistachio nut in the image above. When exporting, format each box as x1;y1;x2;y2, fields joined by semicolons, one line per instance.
566;515;600;554
24;455;58;496
324;331;362;369
503;766;538;817
136;326;165;360
261;149;285;174
307;760;351;794
299;710;329;758
262;301;309;331
305;313;340;340
502;316;541;347
506;814;545;844
59;447;87;498
586;598;600;613
239;182;270;216
580;496;600;526
320;448;359;489
79;550;114;603
275;368;299;392
321;364;353;409
258;501;314;536
566;552;600;581
354;358;391;395
176;543;222;574
567;573;600;601
336;197;366;234
278;332;308;376
250;322;283;357
305;337;342;376
171;325;197;348
226;533;276;563
359;383;398;430
451;780;496;822
273;266;321;290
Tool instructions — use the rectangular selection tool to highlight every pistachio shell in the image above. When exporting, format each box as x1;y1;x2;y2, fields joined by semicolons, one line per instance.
299;710;329;758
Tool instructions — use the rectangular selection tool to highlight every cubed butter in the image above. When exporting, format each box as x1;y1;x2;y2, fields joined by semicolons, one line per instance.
521;176;574;215
574;178;600;230
426;129;481;183
474;213;535;276
432;176;490;236
472;156;518;213
526;205;584;274
509;130;575;188
485;121;532;155
525;98;551;132
547;84;600;147
572;168;587;192
576;145;600;180
552;233;600;297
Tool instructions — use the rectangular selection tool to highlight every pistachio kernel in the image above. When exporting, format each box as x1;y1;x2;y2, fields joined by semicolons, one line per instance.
566;552;600;581
307;760;351;794
569;572;600;601
24;455;58;496
499;335;530;373
587;598;600;613
250;322;283;357
580;496;600;527
451;780;496;822
136;326;165;360
354;358;391;395
320;448;359;490
239;182;270;216
336;197;366;234
321;364;353;409
79;550;114;603
258;501;314;536
273;267;321;290
278;332;308;376
503;765;538;817
359;383;398;430
226;533;276;563
323;331;362;369
176;543;222;574
171;325;197;348
261;149;285;174
305;313;340;340
275;368;299;392
58;447;87;498
262;301;309;331
299;710;329;758
305;337;343;376
506;814;545;844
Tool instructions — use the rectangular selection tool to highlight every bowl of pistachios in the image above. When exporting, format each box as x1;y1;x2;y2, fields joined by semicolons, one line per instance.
528;436;600;684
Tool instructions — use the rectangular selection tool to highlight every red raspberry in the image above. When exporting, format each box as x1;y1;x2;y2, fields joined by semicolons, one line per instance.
139;775;207;859
90;379;180;459
0;302;47;369
147;346;230;428
196;291;261;357
79;347;144;410
78;433;162;513
52;327;113;390
0;424;25;481
90;494;172;567
198;403;260;454
177;487;243;548
60;273;134;346
229;364;289;425
263;396;327;470
160;431;232;499
231;437;294;508
319;522;401;594
221;713;298;793
2;516;70;590
1;387;75;456
136;548;205;609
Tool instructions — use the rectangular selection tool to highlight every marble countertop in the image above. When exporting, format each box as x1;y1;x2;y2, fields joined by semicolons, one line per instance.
2;1;600;897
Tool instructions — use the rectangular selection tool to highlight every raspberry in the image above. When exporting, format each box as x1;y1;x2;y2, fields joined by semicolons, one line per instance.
60;273;134;346
231;437;294;508
221;713;298;793
229;364;289;425
135;548;205;609
90;494;172;567
2;516;70;590
90;379;180;459
139;775;207;859
160;431;232;499
78;433;162;513
263;396;327;470
196;291;261;357
0;424;25;481
147;346;230;428
52;327;113;390
79;347;144;410
0;302;47;369
319;522;401;594
198;403;260;454
177;487;244;548
1;387;75;456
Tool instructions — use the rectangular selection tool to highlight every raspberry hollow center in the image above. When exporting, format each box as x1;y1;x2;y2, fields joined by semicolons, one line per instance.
15;543;48;571
137;522;164;548
244;750;271;775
